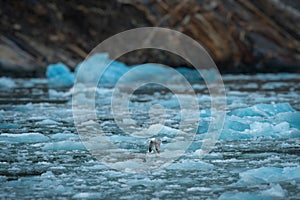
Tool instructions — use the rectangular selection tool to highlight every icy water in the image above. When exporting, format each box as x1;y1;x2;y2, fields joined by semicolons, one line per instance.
0;74;300;199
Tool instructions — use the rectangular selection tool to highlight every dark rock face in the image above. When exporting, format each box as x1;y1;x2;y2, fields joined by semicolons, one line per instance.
0;0;151;77
0;0;299;77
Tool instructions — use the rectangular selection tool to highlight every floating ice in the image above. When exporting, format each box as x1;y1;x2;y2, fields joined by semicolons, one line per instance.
205;103;300;140
261;184;286;198
0;133;49;143
237;166;300;185
0;123;20;129
50;133;79;140
48;89;72;98
275;112;300;130
44;53;206;88
76;53;129;86
43;141;86;151
0;77;16;88
167;160;213;170
219;184;286;200
176;67;203;83
46;63;74;87
223;116;250;132
76;53;199;86
73;193;103;199
261;82;290;89
36;119;60;125
219;192;262;200
122;64;194;85
228;103;295;117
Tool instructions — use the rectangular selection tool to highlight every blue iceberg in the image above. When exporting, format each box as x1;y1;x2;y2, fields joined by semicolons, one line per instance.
46;53;207;88
46;63;74;87
75;53;129;86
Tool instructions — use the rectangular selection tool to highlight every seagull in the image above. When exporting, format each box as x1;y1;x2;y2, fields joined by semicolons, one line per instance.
148;138;162;153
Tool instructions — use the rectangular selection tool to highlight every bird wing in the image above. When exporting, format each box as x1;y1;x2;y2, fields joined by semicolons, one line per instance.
149;141;154;153
155;142;161;153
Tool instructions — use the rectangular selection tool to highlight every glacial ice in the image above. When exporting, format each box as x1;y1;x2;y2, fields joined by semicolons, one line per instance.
223;116;250;132
261;82;290;89
260;184;287;198
237;166;300;184
76;53;129;86
215;102;300;140
50;133;79;140
228;103;295;117
1;73;299;199
170;67;203;83
48;89;72;98
42;141;86;151
274;112;300;130
0;123;20;129
46;53;206;88
167;160;214;170
0;77;16;88
46;63;74;87
219;183;287;200
36;119;61;126
73;193;103;199
0;133;49;143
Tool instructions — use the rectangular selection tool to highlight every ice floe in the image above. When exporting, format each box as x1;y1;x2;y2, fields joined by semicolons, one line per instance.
237;166;300;184
228;103;295;117
42;141;86;151
0;133;49;143
219;184;287;200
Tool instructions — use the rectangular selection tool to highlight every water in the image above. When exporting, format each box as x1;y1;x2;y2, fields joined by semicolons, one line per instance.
0;74;299;199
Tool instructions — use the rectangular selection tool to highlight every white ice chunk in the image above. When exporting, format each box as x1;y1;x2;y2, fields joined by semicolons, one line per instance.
73;193;103;199
49;89;71;98
36;119;61;125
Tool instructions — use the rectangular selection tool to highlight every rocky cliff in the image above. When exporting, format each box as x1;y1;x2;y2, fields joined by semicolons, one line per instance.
0;0;299;77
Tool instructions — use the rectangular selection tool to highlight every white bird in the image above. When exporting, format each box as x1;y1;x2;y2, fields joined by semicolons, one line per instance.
148;138;162;153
